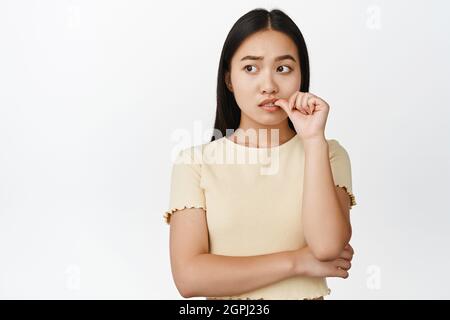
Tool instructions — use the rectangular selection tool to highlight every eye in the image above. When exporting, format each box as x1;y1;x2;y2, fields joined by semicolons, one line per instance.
277;65;292;73
243;65;257;73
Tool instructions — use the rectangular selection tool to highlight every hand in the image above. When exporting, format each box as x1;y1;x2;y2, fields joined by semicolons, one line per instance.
274;91;330;141
293;243;354;279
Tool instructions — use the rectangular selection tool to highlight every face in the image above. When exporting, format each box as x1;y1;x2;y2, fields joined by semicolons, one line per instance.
225;29;301;131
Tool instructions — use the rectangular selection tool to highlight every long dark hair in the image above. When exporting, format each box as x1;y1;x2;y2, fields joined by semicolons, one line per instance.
210;8;310;142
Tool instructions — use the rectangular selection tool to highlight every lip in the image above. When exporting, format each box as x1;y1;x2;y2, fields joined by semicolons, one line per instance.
258;97;279;107
260;105;280;112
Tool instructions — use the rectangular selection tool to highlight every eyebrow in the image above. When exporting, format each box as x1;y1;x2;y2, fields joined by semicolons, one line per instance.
240;54;297;63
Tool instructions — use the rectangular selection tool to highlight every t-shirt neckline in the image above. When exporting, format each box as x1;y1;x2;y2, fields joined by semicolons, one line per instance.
223;133;299;150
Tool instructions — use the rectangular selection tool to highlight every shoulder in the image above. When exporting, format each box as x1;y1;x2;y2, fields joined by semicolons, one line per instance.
172;138;225;165
172;145;203;165
326;138;349;157
326;138;342;148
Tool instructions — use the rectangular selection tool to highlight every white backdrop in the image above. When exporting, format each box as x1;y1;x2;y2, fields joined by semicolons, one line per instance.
0;0;449;299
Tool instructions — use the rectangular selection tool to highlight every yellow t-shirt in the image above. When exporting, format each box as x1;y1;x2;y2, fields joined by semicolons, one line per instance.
163;134;357;300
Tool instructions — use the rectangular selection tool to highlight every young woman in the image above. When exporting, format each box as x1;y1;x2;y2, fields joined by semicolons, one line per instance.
163;8;357;300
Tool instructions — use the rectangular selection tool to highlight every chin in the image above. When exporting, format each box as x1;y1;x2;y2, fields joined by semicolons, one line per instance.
241;109;287;127
255;115;287;126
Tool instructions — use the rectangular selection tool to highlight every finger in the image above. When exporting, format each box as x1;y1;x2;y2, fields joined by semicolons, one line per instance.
340;246;354;261
276;92;298;115
288;91;298;112
274;98;290;115
339;250;353;261
335;259;352;271
299;93;309;114
295;92;308;115
330;264;349;278
337;268;349;279
345;244;355;255
301;93;310;114
344;244;353;255
307;96;316;114
294;92;302;112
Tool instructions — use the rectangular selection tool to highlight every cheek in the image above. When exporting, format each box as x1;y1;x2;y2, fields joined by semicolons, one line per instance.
280;74;301;92
231;76;256;104
232;74;256;90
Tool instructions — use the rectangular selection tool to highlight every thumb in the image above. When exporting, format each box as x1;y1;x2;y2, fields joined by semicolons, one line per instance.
274;98;291;115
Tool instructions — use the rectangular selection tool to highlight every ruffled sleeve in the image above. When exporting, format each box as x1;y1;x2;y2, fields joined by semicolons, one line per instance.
163;146;206;225
328;139;357;210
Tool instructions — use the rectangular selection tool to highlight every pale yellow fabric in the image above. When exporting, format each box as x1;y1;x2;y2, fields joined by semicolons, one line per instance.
163;134;357;300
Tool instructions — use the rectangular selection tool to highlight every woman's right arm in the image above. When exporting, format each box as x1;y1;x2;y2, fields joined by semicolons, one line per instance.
169;208;353;298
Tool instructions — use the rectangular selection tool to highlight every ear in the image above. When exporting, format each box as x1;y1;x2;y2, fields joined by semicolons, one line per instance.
225;71;233;92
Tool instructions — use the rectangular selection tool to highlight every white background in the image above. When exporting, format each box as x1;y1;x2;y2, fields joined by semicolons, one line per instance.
0;0;449;299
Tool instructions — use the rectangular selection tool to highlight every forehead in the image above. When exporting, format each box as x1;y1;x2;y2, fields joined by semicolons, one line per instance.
232;29;298;63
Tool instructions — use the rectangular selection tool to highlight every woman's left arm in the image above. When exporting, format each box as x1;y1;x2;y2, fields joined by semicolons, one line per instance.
302;136;352;261
275;92;352;261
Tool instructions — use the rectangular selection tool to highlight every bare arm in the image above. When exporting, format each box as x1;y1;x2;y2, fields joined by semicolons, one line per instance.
169;207;353;298
169;207;297;298
302;136;352;261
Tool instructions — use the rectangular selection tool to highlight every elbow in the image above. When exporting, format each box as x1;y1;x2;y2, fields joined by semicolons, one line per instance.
311;246;343;261
171;253;207;298
174;277;196;298
309;234;352;261
173;272;196;298
173;266;199;298
179;287;194;299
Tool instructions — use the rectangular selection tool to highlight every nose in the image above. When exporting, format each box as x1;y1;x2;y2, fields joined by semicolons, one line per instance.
260;70;278;95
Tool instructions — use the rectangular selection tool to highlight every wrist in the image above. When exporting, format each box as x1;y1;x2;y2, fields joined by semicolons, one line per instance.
302;135;327;151
284;250;299;277
290;248;307;276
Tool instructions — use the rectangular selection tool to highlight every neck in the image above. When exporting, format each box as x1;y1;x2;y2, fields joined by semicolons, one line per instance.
229;118;296;148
